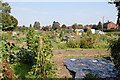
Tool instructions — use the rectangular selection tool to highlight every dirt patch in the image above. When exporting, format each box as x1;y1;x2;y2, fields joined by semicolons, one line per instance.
52;49;110;78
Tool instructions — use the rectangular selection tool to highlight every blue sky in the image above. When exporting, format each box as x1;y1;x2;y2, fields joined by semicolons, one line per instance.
6;2;117;26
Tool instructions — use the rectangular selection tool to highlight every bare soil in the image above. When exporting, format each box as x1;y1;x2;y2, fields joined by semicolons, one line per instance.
52;49;110;78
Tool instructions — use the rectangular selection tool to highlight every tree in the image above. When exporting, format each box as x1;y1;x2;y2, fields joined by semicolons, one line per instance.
29;24;32;27
71;23;83;29
77;24;83;29
1;2;18;31
92;24;98;30
2;13;18;31
33;21;40;29
52;21;60;30
2;2;11;14
114;1;120;27
97;21;102;30
72;23;77;29
22;25;26;27
61;24;67;29
109;0;120;27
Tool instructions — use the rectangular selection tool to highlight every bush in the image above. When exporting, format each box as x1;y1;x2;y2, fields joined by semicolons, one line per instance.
67;33;99;48
109;37;120;70
16;48;36;65
57;42;68;49
80;34;98;48
67;39;80;48
96;34;109;49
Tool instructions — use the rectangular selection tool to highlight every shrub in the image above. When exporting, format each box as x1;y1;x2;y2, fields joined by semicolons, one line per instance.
57;42;68;49
80;34;98;48
67;39;80;48
109;37;120;70
16;48;36;65
67;33;99;48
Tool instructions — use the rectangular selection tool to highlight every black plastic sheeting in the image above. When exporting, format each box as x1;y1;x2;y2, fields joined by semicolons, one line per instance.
64;57;120;78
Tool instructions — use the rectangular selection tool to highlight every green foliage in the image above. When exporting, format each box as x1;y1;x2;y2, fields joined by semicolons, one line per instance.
0;40;18;79
26;34;56;78
71;23;83;29
97;21;102;30
1;28;56;78
53;42;68;49
109;37;120;70
12;63;32;78
83;73;99;79
71;23;77;29
95;34;109;49
61;24;67;29
16;48;36;65
67;39;80;48
91;24;98;30
2;13;12;29
1;40;17;63
59;30;64;38
33;21;40;29
29;24;32;27
2;2;11;14
67;32;99;48
1;31;13;40
26;28;38;52
1;2;18;31
52;21;60;30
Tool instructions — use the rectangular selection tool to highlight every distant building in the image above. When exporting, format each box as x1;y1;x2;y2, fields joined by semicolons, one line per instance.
83;26;91;32
84;26;91;29
103;21;118;30
67;26;73;30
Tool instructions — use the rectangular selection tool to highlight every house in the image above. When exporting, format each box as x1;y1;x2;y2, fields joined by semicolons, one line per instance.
84;26;91;29
83;26;91;32
103;21;118;30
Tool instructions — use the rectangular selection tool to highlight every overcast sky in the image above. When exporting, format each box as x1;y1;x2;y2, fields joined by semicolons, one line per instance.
4;1;117;26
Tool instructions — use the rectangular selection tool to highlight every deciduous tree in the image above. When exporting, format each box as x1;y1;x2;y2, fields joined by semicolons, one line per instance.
52;21;60;30
33;21;40;29
1;2;18;31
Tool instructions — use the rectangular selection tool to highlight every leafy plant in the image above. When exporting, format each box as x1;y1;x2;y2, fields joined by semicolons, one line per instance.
67;33;99;48
109;37;120;70
26;29;56;78
1;40;18;79
16;48;36;65
83;72;99;79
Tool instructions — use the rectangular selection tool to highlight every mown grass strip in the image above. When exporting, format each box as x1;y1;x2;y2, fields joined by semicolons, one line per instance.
55;54;110;58
54;48;108;50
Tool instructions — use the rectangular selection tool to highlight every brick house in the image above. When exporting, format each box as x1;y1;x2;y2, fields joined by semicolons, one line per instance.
103;21;118;30
84;26;91;29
